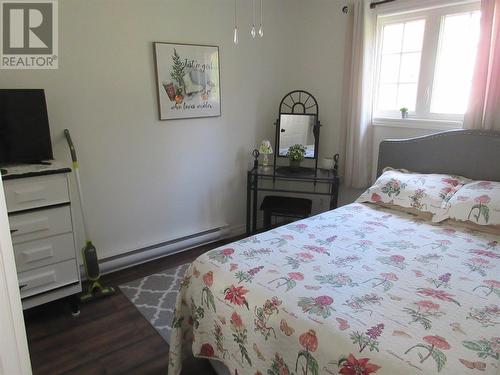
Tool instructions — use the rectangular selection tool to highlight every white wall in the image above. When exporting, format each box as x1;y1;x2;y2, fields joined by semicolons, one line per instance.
285;1;351;163
1;0;355;259
0;0;308;259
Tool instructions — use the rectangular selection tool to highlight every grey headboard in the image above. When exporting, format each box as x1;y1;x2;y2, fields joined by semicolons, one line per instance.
377;129;500;181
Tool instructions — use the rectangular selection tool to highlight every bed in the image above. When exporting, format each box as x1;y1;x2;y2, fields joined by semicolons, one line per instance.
168;130;500;375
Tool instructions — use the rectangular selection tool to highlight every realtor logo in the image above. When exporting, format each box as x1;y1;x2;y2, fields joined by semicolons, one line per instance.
1;0;58;69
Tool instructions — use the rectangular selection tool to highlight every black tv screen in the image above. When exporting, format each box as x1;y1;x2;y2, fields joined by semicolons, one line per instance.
0;89;53;164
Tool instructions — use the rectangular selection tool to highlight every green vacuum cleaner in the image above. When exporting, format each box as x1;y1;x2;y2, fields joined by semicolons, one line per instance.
64;129;115;302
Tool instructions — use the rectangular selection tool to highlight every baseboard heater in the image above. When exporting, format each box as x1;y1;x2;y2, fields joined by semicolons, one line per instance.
94;226;230;276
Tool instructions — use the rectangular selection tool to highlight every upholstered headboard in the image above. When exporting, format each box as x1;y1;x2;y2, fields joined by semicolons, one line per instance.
377;129;500;181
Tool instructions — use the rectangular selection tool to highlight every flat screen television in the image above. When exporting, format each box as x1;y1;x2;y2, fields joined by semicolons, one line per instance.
0;89;53;164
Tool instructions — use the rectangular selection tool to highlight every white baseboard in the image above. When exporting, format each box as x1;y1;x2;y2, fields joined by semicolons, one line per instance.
81;225;232;277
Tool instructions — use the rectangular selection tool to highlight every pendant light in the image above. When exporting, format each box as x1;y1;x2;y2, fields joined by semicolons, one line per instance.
251;0;256;38
233;0;239;44
233;0;265;44
258;0;264;37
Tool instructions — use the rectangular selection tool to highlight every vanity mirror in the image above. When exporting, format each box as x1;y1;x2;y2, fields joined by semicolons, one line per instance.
278;114;316;158
273;90;321;174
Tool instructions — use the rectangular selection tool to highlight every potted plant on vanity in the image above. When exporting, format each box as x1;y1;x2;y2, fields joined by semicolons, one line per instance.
287;144;306;171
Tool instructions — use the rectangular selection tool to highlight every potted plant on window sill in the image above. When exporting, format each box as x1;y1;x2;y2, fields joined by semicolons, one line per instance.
400;107;409;119
287;144;306;171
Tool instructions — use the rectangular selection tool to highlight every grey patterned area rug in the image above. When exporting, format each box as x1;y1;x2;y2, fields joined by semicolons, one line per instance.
119;263;190;344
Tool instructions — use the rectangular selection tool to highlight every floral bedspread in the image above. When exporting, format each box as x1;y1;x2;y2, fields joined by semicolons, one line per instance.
168;203;500;375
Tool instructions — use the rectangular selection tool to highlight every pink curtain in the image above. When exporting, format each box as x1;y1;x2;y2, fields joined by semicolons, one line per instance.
464;0;500;130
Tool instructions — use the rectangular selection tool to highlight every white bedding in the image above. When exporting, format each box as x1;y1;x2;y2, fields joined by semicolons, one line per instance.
169;203;500;375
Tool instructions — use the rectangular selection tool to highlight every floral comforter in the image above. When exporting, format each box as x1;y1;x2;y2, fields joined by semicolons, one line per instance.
168;203;500;375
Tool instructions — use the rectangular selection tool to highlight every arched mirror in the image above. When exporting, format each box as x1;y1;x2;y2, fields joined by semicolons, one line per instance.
273;90;321;173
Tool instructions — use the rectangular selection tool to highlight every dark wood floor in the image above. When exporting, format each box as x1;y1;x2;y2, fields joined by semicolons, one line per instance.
23;239;237;375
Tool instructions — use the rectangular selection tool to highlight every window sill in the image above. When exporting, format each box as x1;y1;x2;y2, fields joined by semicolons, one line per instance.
372;117;463;131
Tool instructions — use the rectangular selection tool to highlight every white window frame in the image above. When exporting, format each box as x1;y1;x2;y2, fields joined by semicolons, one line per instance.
372;1;480;129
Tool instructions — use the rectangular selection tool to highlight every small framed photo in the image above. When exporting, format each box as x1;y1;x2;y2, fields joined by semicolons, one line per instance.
154;42;221;120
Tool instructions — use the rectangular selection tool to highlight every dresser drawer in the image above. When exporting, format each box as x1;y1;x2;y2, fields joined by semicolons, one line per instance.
9;206;73;245
18;259;79;299
4;174;69;213
13;233;76;273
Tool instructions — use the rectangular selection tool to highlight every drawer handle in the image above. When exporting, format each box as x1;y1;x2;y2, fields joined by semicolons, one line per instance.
10;218;50;236
19;284;27;290
10;229;18;234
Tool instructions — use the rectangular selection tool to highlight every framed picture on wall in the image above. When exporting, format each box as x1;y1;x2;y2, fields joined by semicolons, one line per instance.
154;42;221;120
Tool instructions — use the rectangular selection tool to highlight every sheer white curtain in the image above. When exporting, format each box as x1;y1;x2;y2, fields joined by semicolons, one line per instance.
343;0;376;188
464;0;500;130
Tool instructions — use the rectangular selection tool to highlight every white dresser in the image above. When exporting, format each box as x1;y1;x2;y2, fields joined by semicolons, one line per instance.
2;163;82;309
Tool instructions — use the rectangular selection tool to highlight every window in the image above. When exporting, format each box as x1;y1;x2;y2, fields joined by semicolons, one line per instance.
373;3;481;124
377;19;425;112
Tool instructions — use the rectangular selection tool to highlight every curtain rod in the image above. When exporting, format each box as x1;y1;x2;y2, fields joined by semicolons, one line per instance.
370;0;396;9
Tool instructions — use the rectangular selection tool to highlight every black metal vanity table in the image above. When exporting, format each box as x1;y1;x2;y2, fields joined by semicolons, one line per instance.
246;164;339;235
246;89;340;235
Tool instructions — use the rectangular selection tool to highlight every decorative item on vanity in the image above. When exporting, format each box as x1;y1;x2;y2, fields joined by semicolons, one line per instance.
321;156;335;170
287;144;306;170
258;140;273;167
333;154;340;175
154;42;221;120
320;154;340;174
252;149;260;169
400;107;409;119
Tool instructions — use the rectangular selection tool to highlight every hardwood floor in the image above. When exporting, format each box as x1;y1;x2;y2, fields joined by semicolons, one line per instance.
23;239;237;375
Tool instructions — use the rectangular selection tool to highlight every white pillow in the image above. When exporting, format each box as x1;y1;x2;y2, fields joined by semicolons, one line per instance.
356;170;469;220
435;180;500;225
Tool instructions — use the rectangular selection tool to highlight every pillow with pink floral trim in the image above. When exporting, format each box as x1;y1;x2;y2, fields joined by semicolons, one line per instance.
435;180;500;225
356;170;470;220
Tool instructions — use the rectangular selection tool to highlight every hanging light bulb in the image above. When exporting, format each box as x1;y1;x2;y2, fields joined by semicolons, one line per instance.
251;0;256;38
258;0;264;37
233;0;239;44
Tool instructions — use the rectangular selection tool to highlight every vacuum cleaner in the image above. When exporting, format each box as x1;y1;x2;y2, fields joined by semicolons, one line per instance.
64;129;115;302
